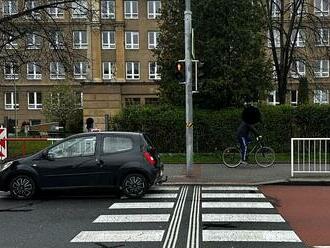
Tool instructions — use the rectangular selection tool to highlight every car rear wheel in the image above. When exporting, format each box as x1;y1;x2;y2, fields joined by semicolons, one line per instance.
121;173;147;198
9;175;36;200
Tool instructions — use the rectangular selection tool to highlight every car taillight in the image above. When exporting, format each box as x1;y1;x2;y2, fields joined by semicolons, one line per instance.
144;151;156;166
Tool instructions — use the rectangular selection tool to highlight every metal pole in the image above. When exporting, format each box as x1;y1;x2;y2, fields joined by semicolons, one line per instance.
185;0;193;176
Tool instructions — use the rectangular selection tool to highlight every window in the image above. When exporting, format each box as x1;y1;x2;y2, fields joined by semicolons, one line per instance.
101;0;115;19
5;35;18;49
148;31;160;49
102;62;115;79
145;97;159;105
4;92;19;110
292;29;305;47
125;97;141;106
27;62;42;80
272;65;278;79
3;0;18;16
314;60;329;77
103;136;133;153
28;92;42;109
48;1;64;18
75;92;83;108
268;29;280;48
315;0;329;16
30;119;41;125
314;89;329;103
126;62;140;79
291;61;305;78
49;31;64;49
316;28;329;46
149;62;161;80
125;31;139;49
27;33;41;49
291;0;306;15
271;0;281;17
148;0;161;19
73;31;87;49
268;90;280;105
72;0;88;19
4;62;18;80
48;136;96;159
124;1;138;19
50;62;65;79
74;62;88;79
291;90;298;105
25;0;40;19
102;31;116;49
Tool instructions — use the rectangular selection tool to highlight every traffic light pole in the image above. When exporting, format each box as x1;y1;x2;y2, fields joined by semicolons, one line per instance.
185;0;193;176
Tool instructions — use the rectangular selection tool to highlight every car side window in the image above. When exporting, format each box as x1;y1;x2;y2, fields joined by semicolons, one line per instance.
48;136;96;159
103;136;133;154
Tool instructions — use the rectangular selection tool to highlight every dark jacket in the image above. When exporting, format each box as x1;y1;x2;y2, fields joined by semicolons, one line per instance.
236;121;259;138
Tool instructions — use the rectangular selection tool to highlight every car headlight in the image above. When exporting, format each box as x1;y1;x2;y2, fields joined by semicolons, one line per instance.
1;161;14;171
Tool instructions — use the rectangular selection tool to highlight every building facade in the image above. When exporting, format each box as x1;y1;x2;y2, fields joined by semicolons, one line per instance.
0;0;161;132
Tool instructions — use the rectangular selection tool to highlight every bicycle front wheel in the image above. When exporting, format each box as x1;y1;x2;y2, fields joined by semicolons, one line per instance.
255;147;275;167
222;147;241;168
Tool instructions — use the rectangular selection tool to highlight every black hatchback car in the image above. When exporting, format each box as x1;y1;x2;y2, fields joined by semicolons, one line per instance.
0;132;165;200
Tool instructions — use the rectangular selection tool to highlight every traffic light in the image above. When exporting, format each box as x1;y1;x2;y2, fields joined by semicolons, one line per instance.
175;61;185;82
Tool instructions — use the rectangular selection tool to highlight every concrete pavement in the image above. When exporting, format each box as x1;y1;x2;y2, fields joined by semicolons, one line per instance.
163;163;330;185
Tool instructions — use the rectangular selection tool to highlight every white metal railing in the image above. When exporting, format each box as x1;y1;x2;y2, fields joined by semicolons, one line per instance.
291;138;330;177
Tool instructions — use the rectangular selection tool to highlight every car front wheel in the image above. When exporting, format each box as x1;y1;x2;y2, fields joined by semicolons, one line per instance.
121;173;147;198
9;175;36;200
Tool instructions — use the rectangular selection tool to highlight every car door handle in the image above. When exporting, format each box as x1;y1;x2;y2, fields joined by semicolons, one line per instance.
96;159;104;167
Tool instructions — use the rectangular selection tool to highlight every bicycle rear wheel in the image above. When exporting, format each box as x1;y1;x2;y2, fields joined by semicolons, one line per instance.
222;147;241;168
255;147;275;167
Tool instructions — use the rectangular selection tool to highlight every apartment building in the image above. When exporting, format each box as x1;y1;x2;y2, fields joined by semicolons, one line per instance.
0;0;161;132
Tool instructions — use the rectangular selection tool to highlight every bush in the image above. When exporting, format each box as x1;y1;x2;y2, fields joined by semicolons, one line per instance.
112;104;330;153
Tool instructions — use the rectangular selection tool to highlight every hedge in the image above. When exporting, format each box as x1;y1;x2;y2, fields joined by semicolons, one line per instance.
111;104;330;153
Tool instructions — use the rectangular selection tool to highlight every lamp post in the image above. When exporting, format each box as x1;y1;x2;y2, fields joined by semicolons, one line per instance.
184;0;193;176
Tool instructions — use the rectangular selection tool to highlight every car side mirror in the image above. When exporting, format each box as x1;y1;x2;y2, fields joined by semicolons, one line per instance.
47;152;55;161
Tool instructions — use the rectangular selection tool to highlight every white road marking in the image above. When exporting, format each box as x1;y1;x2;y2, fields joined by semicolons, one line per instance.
202;186;258;191
163;186;188;248
150;186;180;191
143;193;178;199
203;230;301;242
187;186;201;248
202;193;265;198
93;214;170;223
109;202;174;209
71;230;164;242
202;202;274;208
202;214;285;222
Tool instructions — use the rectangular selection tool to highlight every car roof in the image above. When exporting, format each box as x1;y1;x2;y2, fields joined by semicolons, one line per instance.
69;131;144;138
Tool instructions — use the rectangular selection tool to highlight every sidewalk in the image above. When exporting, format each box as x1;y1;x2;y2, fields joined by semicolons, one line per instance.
163;163;330;185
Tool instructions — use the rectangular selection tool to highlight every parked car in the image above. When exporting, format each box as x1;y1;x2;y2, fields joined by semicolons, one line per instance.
0;132;165;200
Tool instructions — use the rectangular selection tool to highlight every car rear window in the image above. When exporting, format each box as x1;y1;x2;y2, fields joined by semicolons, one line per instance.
103;136;133;154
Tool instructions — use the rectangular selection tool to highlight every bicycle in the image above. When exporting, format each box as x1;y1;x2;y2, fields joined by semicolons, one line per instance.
222;136;275;168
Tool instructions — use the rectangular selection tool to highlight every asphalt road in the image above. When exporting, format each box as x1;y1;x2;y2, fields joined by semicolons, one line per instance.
0;185;308;248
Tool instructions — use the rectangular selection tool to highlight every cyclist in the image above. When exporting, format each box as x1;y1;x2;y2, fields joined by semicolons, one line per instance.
236;121;261;165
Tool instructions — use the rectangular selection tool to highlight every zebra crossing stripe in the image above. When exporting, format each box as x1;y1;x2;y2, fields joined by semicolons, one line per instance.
71;230;165;242
93;214;170;223
202;186;258;191
202;214;285;222
143;193;178;199
150;186;180;191
202;230;301;242
109;202;174;209
202;202;274;208
202;193;265;198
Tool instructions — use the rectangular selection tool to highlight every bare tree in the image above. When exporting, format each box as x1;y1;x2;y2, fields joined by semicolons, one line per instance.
260;0;330;104
0;0;94;75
